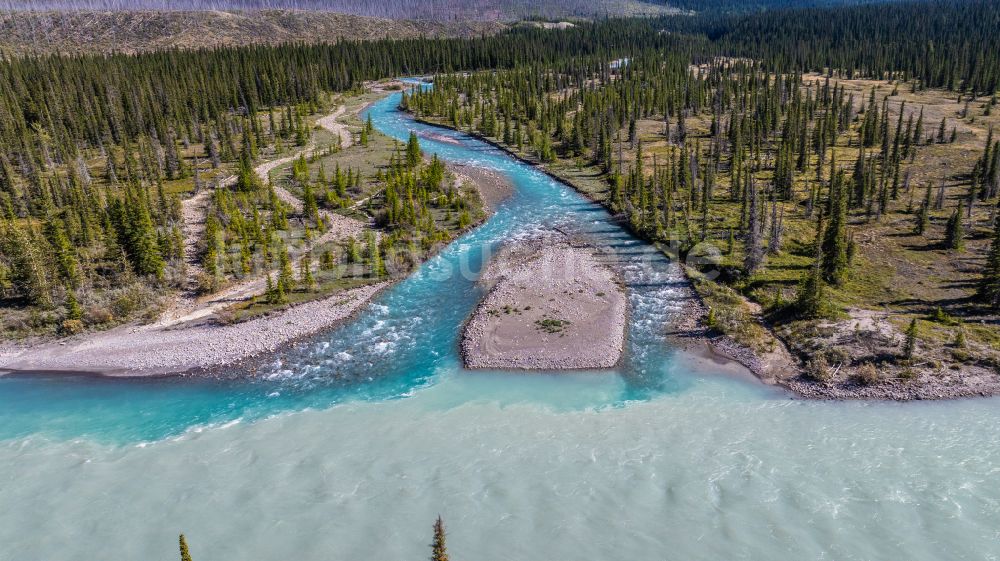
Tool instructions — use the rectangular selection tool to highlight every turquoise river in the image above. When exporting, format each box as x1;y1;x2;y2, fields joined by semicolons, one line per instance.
1;89;999;561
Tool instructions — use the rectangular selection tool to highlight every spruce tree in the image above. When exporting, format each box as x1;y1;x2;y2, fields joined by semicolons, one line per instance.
406;132;422;169
236;150;262;192
822;172;850;285
265;273;277;304
320;249;335;271
299;251;315;291
911;197;927;234
45;218;79;288
65;290;82;321
944;203;965;251
431;516;449;561
278;242;294;297
796;213;827;318
179;534;193;561
303;181;319;225
2;221;52;308
368;231;385;277
347;237;361;264
914;107;925;149
743;179;764;275
979;215;1000;307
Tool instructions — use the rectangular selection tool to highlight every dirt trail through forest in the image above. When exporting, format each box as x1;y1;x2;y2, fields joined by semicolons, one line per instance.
165;105;368;326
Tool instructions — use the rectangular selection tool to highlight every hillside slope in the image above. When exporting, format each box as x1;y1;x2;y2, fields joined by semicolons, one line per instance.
0;10;506;54
3;1;679;20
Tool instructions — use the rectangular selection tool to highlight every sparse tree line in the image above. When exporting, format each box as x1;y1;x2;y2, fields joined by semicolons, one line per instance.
2;0;671;19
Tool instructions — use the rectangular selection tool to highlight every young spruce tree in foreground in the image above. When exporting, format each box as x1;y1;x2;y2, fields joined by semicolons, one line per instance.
432;516;449;561
179;534;193;561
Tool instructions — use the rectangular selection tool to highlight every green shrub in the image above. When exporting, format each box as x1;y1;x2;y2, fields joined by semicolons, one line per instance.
806;355;831;382
928;307;958;325
824;346;851;366
950;348;971;363
953;329;966;349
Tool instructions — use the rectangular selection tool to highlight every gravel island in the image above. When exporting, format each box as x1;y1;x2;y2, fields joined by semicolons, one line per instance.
462;233;627;370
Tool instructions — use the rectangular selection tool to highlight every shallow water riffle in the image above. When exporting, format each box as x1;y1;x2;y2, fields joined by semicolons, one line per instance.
0;90;999;560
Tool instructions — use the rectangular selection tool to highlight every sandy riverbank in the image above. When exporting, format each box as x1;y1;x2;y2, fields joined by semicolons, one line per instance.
664;291;800;387
462;232;628;370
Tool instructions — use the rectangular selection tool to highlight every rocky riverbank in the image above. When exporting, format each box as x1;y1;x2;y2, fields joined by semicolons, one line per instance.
0;283;389;377
670;286;1000;401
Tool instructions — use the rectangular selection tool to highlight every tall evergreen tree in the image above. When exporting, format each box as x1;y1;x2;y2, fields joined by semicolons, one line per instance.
903;318;918;360
299;251;315;291
796;213;828;318
979;215;1000;307
822;172;850;285
944;203;965;251
743;179;764;275
406;132;422;169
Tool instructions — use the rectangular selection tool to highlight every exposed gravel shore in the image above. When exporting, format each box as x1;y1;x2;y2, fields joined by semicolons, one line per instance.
781;371;1000;400
777;309;1000;401
462;233;627;370
0;283;388;377
662;288;785;380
